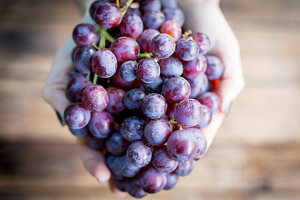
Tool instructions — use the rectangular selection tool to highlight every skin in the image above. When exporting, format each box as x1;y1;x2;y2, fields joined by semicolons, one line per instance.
43;0;244;197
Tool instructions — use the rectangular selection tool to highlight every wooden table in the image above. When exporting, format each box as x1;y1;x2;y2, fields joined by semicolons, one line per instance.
0;0;299;199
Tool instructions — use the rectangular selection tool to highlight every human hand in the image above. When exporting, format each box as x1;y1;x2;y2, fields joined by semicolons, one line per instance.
179;0;245;148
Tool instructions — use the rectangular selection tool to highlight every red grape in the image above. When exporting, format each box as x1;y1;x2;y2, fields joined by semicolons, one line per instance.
73;46;96;74
188;74;209;98
140;0;161;13
138;29;160;52
182;54;207;79
106;87;126;114
137;58;160;83
106;131;130;155
205;55;225;80
174;159;194;176
124;88;146;110
142;10;165;30
110;37;140;63
112;67;138;89
91;49;118;78
163;8;185;26
161;0;178;9
139;166;167;194
160;20;182;41
120;156;141;177
151;34;175;59
152;147;178;173
158;56;183;78
144;118;172;146
119;61;137;82
187;128;207;158
64;103;91;129
89;0;111;19
120;116;146;142
82;85;109;112
192;32;211;54
73;23;99;47
66;75;91;102
164;173;178;190
126;179;147;198
106;155;124;180
142;76;163;93
194;105;212;129
69;127;89;138
141;93;168;119
88;111;114;139
120;14;144;38
175;38;199;61
197;92;221;114
162;77;191;103
87;134;106;150
94;4;122;29
127;141;152;167
174;98;203;126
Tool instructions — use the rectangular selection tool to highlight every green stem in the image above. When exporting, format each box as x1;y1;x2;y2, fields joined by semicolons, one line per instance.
116;0;120;7
139;52;153;58
93;30;107;85
92;74;98;85
100;28;116;43
121;0;134;16
86;73;90;80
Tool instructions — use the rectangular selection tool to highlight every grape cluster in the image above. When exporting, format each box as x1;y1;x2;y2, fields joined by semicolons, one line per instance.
64;0;225;198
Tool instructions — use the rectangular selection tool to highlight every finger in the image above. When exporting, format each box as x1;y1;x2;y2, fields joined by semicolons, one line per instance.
109;179;127;198
77;138;111;183
202;113;225;149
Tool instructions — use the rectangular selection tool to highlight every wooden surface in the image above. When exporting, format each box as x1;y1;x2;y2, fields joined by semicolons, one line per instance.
0;0;300;199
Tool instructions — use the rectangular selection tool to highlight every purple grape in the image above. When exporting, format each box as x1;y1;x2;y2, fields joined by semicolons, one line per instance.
187;128;207;158
94;4;122;29
87;134;105;150
142;10;165;30
64;103;91;129
174;160;194;176
137;58;160;83
194;105;212;129
120;156;141;177
69;127;89;138
188;74;209;98
182;54;207;79
192;32;211;54
161;0;178;9
158;56;183;78
126;179;147;198
152;147;178;173
120;14;144;38
106;131;130;155
112;67;138;89
89;0;111;19
166;129;197;162
91;49;117;78
82;85;109;112
163;8;185;26
144;118;172;146
73;46;96;74
175;38;199;61
126;141;152;167
140;0;161;13
120;116;146;142
72;23;99;47
197;92;221;114
88;111;114;139
106;155;124;180
141;93;167;119
174;99;203;126
138;29;160;52
160;20;182;41
166;103;177;119
164;173;178;190
142;76;163;93
124;88;146;110
162;77;191;103
66;75;91;102
205;55;225;80
110;37;140;63
151;33;175;59
119;61;137;82
127;7;142;18
139;166;167;194
114;179;127;192
106;87;126;114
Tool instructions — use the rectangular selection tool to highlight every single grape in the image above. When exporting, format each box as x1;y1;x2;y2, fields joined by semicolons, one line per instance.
69;126;89;138
140;0;161;13
182;55;207;80
205;55;225;80
112;67;137;89
91;49;117;78
138;29;160;52
64;103;91;129
120;156;141;178
106;87;126;114
142;10;165;30
194;105;212;129
114;179;127;192
163;8;185;26
87;134;105;150
120;14;144;38
158;56;183;78
139;166;167;194
106;131;130;155
120;116;146;142
175;38;199;61
88;111;114;139
192;32;211;54
126;179;147;198
73;23;99;47
188;74;209;98
160;20;182;41
66;75;91;102
82;85;109;112
142;76;163;93
174;160;194;176
164;173;179;190
187;128;207;159
161;0;178;9
144;118;172;146
73;46;96;74
119;61;137;82
166;129;197;162
126;141;152;167
124;88;146;110
110;37;140;63
89;0;111;19
127;7;142;18
141;93;168;119
162;77;191;103
137;58;160;83
152;147;178;173
174;98;203;126
106;155;124;180
94;4;122;28
197;92;221;114
151;33;176;59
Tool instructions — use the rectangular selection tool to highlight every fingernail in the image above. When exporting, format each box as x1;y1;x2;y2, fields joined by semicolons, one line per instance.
55;110;65;126
223;101;233;116
97;178;109;184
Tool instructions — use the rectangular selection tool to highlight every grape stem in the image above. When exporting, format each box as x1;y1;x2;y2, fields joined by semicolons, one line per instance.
100;27;116;43
116;0;120;7
86;73;90;80
121;0;134;16
93;30;107;85
92;43;100;50
139;52;154;58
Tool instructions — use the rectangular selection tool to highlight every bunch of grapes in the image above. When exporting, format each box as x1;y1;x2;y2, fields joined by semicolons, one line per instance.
64;0;225;198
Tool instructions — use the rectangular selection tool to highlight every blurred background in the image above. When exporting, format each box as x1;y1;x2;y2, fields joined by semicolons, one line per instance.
0;0;299;199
